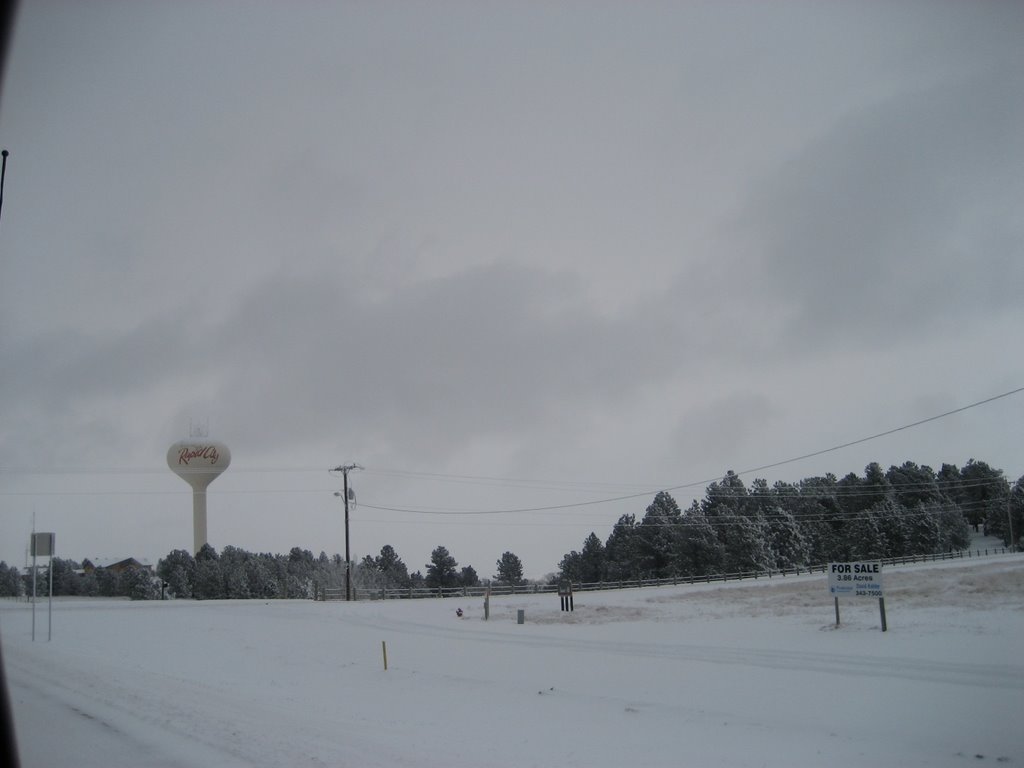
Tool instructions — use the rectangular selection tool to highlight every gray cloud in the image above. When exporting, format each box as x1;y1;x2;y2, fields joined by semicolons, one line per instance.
196;263;691;465
734;61;1024;349
2;2;1022;575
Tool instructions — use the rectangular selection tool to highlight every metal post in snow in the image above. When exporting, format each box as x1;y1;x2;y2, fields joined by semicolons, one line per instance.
48;558;53;641
31;548;36;642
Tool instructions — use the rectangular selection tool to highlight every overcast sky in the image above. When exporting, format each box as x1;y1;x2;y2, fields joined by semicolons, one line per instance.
1;1;1022;579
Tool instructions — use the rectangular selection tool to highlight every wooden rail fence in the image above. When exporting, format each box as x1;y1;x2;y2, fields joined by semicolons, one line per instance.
321;546;1016;601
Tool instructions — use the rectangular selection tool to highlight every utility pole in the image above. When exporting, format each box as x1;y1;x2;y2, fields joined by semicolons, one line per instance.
331;463;363;601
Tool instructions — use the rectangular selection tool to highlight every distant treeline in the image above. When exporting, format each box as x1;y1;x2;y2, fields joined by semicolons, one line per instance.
0;543;520;601
2;459;1018;601
556;459;1023;584
0;557;158;600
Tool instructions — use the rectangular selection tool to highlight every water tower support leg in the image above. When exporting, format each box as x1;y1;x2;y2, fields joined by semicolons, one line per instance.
193;490;208;554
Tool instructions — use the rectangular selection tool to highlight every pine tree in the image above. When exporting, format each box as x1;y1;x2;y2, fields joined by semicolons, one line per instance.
425;546;459;588
845;504;888;560
720;513;773;573
904;502;941;555
157;549;196;598
1009;476;1024;550
193;559;224;600
377;545;411;589
678;503;724;576
459;565;480;587
604;514;639;581
124;567;159;600
637;492;682;578
494;552;525;586
0;562;21;597
766;505;808;569
578;532;607;583
557;550;583;583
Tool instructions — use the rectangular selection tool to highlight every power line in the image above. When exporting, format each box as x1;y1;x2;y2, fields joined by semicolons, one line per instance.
1;387;1020;508
727;387;1024;480
360;387;1024;515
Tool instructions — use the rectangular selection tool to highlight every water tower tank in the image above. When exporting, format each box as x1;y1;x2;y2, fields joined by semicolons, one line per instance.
167;440;231;553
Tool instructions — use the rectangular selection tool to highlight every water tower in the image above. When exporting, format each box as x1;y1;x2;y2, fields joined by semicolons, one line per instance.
167;435;231;553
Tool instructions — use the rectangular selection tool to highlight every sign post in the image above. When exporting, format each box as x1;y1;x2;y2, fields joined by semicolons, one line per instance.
558;581;574;612
30;532;55;642
828;561;886;632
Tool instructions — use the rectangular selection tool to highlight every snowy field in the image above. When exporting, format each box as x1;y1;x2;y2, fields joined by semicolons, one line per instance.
2;555;1022;768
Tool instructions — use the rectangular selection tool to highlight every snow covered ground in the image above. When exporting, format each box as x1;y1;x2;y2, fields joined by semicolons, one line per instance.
2;554;1022;768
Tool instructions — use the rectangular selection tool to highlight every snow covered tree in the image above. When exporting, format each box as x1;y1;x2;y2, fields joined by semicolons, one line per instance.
0;562;22;597
578;532;607;583
886;462;945;509
494;551;525;586
677;502;724;576
1008;476;1024;550
158;549;196;598
286;547;316;598
196;543;219;563
377;545;411;589
937;463;963;504
765;505;809;569
246;557;279;598
91;567;116;597
959;459;1009;532
702;471;751;517
720;513;773;574
637;492;682;578
604;514;639;581
935;502;971;552
557;550;583;583
845;504;889;560
425;546;459;588
192;558;224;600
124;567;159;600
220;546;253;599
459;565;480;587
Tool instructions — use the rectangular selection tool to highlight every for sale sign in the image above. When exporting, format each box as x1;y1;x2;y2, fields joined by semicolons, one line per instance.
828;561;883;598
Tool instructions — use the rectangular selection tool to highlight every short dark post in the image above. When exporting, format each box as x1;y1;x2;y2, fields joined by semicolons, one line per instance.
834;596;840;627
879;597;887;632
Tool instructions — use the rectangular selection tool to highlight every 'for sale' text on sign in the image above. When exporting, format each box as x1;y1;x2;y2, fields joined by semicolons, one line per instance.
828;561;883;598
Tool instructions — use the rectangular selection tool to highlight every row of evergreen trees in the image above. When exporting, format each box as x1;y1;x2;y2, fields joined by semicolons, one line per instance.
0;558;158;599
154;544;526;600
0;543;528;601
557;460;1023;584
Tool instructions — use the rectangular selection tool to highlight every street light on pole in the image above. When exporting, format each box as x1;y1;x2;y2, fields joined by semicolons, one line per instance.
331;463;362;601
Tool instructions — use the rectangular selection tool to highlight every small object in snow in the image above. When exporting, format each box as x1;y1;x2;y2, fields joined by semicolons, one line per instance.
456;608;463;617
